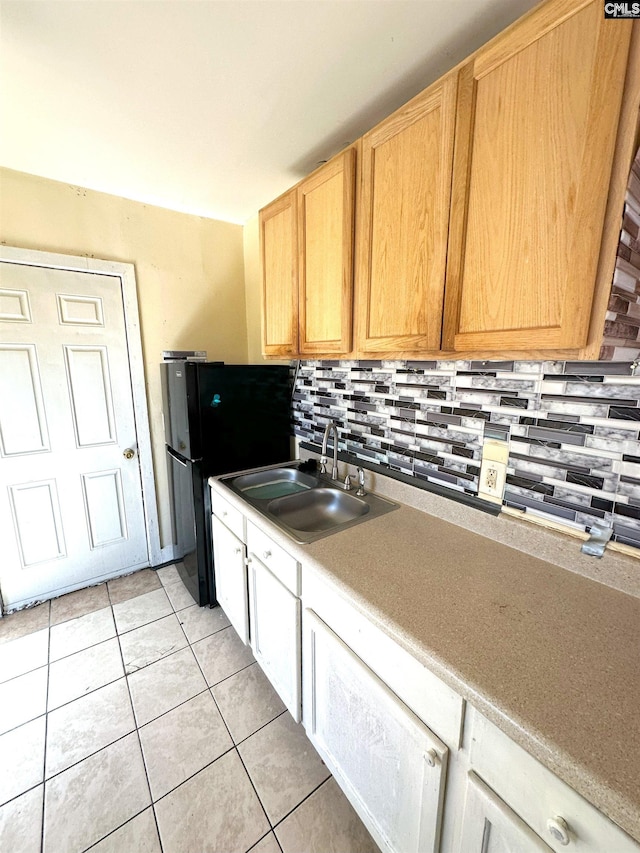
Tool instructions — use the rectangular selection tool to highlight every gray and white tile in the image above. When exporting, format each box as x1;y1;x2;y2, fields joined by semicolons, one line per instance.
176;602;230;644
155;564;181;587
43;732;150;853
192;624;254;686
90;807;161;853
0;602;49;644
112;587;172;635
0;716;46;806
0;628;48;684
119;613;187;675
0;784;43;853
239;712;330;824
50;583;110;627
275;777;378;853
49;605;115;662
107;569;161;606
164;578;197;612
212;662;285;743
46;678;135;777
139;691;232;800
0;665;47;735
154;750;269;853
127;646;207;727
47;637;124;711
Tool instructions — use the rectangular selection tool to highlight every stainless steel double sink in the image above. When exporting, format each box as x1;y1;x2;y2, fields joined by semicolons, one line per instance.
220;463;398;544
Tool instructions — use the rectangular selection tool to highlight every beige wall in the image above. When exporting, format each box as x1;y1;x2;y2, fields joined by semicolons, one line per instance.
0;167;248;551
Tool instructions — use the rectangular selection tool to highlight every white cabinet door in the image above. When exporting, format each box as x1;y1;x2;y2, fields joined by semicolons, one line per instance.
211;515;249;644
460;772;554;853
303;608;448;853
248;556;301;721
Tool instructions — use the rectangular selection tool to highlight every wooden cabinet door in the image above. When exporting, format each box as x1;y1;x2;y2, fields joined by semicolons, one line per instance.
303;608;448;853
355;73;457;356
443;0;632;353
260;189;298;357
248;556;301;721
459;773;554;853
298;149;356;355
211;515;249;644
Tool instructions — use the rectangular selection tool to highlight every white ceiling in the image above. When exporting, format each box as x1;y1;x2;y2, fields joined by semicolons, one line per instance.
1;0;539;225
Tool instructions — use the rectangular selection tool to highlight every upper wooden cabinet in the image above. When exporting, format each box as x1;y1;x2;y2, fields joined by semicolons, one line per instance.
298;149;356;355
260;189;298;358
355;74;457;357
260;0;639;361
442;0;633;353
260;149;356;358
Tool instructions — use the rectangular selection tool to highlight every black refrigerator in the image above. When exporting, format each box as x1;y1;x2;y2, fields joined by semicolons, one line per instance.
161;361;291;607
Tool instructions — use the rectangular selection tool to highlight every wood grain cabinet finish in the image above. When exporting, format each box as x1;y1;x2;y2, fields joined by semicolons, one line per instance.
260;149;356;359
260;189;298;357
355;73;457;357
298;149;356;355
442;0;633;353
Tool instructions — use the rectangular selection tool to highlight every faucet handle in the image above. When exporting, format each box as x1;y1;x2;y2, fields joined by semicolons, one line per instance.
356;467;366;496
319;455;328;474
342;474;353;491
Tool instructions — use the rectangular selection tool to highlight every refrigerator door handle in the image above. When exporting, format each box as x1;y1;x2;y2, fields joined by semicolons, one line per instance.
167;445;194;467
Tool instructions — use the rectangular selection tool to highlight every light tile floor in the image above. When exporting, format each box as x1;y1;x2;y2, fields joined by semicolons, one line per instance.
0;566;378;853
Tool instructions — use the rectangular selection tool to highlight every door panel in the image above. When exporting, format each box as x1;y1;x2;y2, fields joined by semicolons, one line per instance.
0;262;149;609
0;344;50;455
64;346;117;446
8;480;66;566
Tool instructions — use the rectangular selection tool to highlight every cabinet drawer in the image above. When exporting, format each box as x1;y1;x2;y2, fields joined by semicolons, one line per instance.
211;489;245;541
468;709;639;853
246;520;300;595
303;568;463;749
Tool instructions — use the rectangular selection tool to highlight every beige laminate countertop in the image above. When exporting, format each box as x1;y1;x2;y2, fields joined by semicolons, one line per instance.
210;471;640;844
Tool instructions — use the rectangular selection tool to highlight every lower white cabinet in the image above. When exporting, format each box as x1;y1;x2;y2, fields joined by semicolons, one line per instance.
248;555;301;721
211;514;249;644
303;608;448;853
460;772;554;853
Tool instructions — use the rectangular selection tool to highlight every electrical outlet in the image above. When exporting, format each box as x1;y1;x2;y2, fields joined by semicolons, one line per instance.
478;439;509;504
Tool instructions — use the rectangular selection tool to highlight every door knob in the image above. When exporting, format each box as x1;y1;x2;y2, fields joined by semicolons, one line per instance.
123;448;135;459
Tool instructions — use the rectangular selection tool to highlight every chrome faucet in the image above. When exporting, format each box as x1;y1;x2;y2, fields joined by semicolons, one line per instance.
320;421;340;480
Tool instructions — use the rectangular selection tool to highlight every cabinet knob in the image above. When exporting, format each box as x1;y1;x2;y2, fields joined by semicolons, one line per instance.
234;547;242;555
222;511;228;517
546;816;571;846
424;748;438;768
263;550;272;560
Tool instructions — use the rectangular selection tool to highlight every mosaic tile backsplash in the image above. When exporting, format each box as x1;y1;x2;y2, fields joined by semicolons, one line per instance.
293;359;640;552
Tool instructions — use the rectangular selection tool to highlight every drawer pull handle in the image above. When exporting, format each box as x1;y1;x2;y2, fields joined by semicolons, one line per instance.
546;816;570;846
424;749;438;768
263;550;272;560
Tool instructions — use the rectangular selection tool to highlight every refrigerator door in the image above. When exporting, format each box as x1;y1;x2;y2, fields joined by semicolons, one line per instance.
161;362;193;459
166;446;211;606
196;364;291;474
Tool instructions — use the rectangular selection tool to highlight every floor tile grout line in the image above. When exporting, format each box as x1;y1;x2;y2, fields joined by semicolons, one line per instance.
234;744;276;835
271;775;333;833
79;805;152;853
112;596;166;853
40;613;52;853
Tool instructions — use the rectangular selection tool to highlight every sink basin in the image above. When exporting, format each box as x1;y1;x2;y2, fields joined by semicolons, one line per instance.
230;467;318;500
219;462;398;543
268;488;369;532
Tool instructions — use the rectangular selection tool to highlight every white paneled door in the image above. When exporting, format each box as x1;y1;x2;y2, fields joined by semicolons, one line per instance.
0;256;153;610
